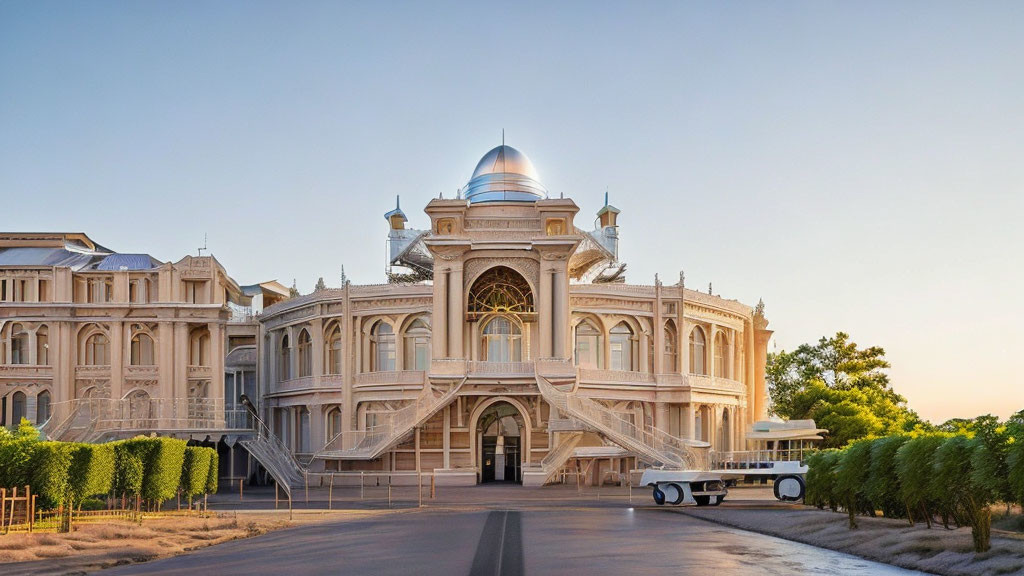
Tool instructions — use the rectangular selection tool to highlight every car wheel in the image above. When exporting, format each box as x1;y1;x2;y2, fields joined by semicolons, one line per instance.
652;485;666;505
773;475;805;501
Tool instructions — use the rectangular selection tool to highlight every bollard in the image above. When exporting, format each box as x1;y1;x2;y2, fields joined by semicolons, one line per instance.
305;471;309;504
388;483;392;509
275;483;279;510
289;494;293;521
430;474;436;499
628;477;632;503
240;478;244;501
329;474;335;510
360;472;364;500
418;473;422;508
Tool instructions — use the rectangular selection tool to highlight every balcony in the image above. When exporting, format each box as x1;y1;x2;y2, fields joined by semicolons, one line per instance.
688;374;747;394
124;365;158;381
467;361;535;377
187;365;213;379
578;368;655;385
353;370;426;389
0;364;54;379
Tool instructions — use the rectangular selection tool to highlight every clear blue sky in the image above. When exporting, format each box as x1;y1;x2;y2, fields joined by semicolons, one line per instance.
2;2;1021;422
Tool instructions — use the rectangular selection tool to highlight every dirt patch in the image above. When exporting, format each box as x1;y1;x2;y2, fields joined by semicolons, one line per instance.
0;513;291;575
680;505;1024;576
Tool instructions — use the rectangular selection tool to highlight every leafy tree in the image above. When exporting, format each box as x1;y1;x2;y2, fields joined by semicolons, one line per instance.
314;277;327;291
865;435;909;519
834;439;875;528
0;417;40;488
932;436;994;552
968;415;1014;508
180;446;212;508
895;434;948;528
767;333;926;446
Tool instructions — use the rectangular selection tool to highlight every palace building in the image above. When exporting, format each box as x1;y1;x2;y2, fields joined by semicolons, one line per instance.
0;145;773;488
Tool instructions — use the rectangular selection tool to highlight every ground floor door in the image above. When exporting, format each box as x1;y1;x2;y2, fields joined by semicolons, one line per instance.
481;435;521;483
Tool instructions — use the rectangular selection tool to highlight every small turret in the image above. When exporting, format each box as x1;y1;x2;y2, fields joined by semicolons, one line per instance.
594;191;621;259
384;195;408;230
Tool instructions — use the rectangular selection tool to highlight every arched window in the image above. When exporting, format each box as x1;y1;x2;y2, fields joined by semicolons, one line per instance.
36;390;51;423
326;407;342;442
467;266;534;316
720;408;731;451
574;319;604;369
279;334;291;381
370;321;396;371
689;327;706;375
714;331;728;378
130;332;155;365
482;316;522;363
12;391;26;424
609;322;637;371
36;325;49;366
325;323;342;375
403;318;430;370
663;321;678;373
298;406;311;453
11;323;28;364
297;329;312;377
189;327;211;366
84;332;110;365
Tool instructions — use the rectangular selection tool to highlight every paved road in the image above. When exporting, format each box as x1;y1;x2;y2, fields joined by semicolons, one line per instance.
101;506;922;575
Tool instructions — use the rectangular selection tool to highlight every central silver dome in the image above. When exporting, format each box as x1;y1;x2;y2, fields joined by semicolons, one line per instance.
463;145;547;203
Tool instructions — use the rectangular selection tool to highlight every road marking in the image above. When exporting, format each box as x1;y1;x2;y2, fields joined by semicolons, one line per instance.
469;511;523;576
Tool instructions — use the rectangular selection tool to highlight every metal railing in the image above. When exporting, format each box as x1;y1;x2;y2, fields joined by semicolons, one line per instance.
314;377;467;460
238;405;305;498
536;375;709;471
711;448;812;469
467;361;535;375
523;431;584;485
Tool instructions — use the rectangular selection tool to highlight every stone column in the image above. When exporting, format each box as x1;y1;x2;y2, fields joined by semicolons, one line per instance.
707;323;717;379
173;323;189;409
110;321;124;400
754;325;773;422
552;270;568;359
158;322;174;402
745;320;756;427
683;403;695;440
653;283;663;375
311;317;324;385
208;321;225;406
538;268;553;358
432;270;448;358
448;265;463;358
654;402;669;433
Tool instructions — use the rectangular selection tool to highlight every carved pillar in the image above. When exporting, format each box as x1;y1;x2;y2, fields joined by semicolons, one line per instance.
754;325;773;422
158;322;174;402
110;321;124;399
208;321;224;399
745;320;756;427
311;317;324;384
448;265;463;358
653;283;663;374
553;270;568;359
683;403;695;440
173;323;188;406
432;270;448;358
538;268;553;358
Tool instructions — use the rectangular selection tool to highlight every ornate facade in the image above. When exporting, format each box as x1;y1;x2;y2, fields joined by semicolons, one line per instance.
1;145;772;488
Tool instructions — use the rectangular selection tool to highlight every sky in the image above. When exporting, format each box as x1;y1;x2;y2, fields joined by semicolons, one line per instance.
1;1;1021;423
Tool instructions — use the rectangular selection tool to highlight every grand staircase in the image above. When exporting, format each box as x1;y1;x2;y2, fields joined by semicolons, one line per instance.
238;409;305;498
521;431;584;486
313;377;467;461
535;374;709;471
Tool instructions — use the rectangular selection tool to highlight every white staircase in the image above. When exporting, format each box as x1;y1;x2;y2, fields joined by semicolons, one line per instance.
535;375;709;471
522;431;584;486
239;415;305;497
314;377;467;461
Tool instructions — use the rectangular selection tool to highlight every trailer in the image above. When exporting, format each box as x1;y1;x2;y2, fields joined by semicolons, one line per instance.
640;469;728;506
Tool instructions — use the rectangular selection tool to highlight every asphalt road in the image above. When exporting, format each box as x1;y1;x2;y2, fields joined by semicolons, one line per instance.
100;507;923;575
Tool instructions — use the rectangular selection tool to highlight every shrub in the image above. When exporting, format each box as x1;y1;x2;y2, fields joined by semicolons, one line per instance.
933;435;993;552
180;446;212;502
805;449;841;510
68;443;115;502
113;439;150;497
865;435;909;519
79;497;105;511
834;439;875;528
895;433;947;528
205;449;219;495
145;437;187;504
29;441;74;510
0;420;39;489
1009;439;1024;508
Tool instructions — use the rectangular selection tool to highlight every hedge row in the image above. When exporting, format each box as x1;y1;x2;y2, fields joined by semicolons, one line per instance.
1;419;219;514
806;429;1024;552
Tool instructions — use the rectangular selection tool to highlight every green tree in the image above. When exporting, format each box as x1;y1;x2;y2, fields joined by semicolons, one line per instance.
895;434;948;528
834;439;875;528
865;435;909;519
767;333;926;446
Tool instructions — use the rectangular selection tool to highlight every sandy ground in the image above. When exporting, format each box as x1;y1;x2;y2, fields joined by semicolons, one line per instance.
679;497;1024;576
0;509;390;576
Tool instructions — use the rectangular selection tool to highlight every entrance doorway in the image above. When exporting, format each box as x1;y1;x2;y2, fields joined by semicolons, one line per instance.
477;402;524;484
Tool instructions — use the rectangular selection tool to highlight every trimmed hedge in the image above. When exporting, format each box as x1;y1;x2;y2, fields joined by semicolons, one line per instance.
68;443;115;502
865;435;908;519
180;446;213;500
113;439;149;497
205;449;219;495
30;441;75;509
805;449;840;510
142;437;187;504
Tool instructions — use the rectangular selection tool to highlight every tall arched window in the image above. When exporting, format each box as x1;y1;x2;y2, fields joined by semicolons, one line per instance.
574;319;604;369
297;329;312;377
689;327;706;375
482;316;522;362
36;390;51;423
714;331;728;378
12;391;26;424
279;334;291;381
370;321;396;371
403;318;430;370
130;332;155;365
663;321;678;373
189;327;211;366
36;325;48;366
84;332;110;365
325;323;342;375
11;323;28;364
326;407;342;442
609;322;637;371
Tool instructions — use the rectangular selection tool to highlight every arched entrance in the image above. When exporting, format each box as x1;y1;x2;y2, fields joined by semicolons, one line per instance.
474;400;527;484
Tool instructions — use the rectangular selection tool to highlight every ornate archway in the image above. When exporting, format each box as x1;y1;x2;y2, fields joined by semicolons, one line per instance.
468;396;533;484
